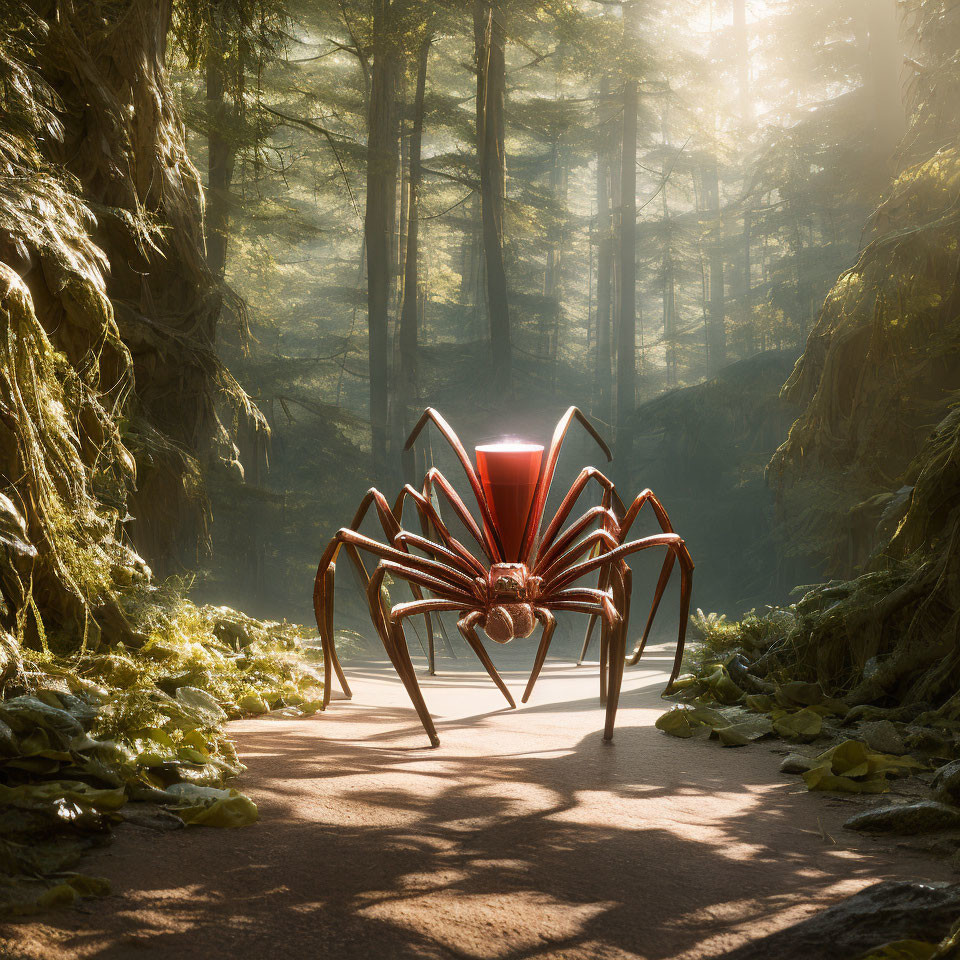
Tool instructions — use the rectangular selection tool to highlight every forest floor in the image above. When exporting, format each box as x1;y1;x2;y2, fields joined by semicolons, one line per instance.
0;641;953;960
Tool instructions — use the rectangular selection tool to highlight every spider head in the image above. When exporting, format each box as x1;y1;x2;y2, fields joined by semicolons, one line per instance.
492;576;523;599
488;563;528;601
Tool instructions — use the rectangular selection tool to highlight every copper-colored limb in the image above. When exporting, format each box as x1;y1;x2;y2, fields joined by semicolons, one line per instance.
370;568;443;747
579;489;681;665
314;527;478;707
392;478;485;675
404;408;504;560
533;504;618;574
313;562;351;706
537;528;619;586
391;598;473;619
376;559;477;604
336;487;436;669
603;601;627;741
615;489;681;667
626;553;675;666
618;488;676;540
533;466;617;565
546;532;683;592
334;528;479;593
457;611;515;708
313;500;396;707
519;408;613;564
532;466;619;666
667;541;694;692
394;483;486;576
393;532;480;579
547;533;693;695
521;608;556;703
422;468;492;567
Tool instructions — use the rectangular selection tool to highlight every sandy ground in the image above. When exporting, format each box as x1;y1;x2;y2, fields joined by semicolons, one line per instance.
1;642;953;960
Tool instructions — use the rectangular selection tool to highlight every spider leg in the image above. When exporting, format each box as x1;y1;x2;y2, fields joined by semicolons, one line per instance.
366;568;442;747
394;481;483;674
533;588;620;703
422;468;493;569
376;559;478;604
315;528;478;706
537;518;621;667
457;611;515;708
538;528;619;586
616;489;681;667
528;466;618;566
313;492;402;706
536;590;626;740
519;408;613;564
349;488;437;662
533;505;618;575
603;591;627;741
394;532;481;579
381;567;516;706
394;483;487;576
404;408;504;560
545;533;693;694
530;466;621;660
521;608;557;704
315;562;351;702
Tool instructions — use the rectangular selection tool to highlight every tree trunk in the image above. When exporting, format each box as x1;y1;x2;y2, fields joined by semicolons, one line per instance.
863;0;905;161
398;37;430;482
366;0;400;479
475;0;512;392
615;1;639;467
732;0;752;127
662;181;676;386
733;0;753;353
594;75;613;424
205;1;234;282
39;0;232;569
702;155;726;372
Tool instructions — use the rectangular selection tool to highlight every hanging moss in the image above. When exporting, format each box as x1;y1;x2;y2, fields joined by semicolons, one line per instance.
0;3;303;914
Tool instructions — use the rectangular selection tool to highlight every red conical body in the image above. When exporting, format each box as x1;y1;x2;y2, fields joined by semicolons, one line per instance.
475;443;544;562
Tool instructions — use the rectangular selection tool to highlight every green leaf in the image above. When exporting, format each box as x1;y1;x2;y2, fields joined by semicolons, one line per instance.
238;693;268;715
656;706;708;738
773;708;823;741
715;716;774;746
175;686;227;726
802;766;890;793
35;884;79;910
745;694;775;713
176;793;258;828
65;875;111;898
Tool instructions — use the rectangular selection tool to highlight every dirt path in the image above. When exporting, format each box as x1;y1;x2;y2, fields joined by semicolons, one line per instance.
2;644;952;959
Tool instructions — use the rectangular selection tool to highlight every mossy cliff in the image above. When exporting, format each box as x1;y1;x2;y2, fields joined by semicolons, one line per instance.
0;2;303;913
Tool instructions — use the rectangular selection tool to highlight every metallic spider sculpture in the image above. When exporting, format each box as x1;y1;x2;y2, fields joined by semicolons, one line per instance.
313;407;693;746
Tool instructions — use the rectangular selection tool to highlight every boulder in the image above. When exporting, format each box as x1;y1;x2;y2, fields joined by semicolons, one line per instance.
844;801;960;835
858;719;907;756
932;760;960;805
780;753;815;774
711;881;960;960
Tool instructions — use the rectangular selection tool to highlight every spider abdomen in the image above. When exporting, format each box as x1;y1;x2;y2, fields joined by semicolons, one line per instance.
483;602;536;644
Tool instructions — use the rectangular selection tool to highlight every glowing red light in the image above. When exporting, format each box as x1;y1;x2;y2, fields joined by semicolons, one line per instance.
475;443;544;562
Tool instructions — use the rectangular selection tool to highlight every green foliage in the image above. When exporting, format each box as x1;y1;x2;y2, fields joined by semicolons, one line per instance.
0;589;321;914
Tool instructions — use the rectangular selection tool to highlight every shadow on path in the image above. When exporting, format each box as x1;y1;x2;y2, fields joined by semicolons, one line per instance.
0;657;951;960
